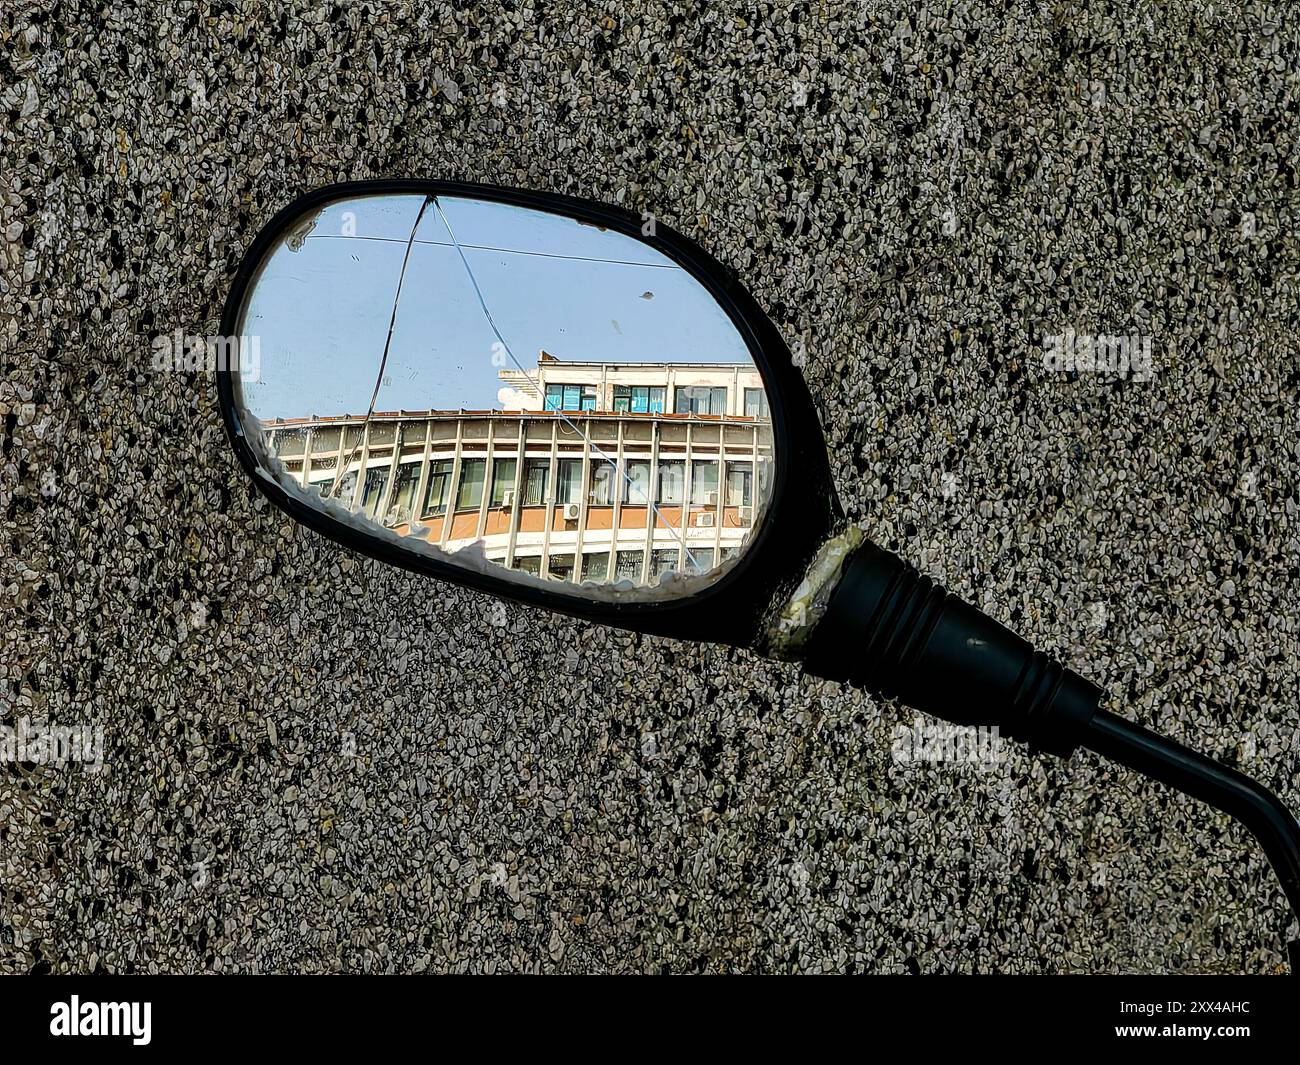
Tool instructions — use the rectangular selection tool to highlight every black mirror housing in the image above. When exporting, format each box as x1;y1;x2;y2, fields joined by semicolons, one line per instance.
217;179;841;647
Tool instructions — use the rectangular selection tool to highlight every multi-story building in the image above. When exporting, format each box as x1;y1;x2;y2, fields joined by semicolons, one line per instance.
261;356;773;585
497;352;771;419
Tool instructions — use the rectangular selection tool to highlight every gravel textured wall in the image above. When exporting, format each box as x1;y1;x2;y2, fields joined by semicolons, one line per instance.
3;1;1297;974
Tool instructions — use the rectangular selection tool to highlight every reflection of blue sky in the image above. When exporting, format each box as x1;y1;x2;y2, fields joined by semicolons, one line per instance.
239;195;752;419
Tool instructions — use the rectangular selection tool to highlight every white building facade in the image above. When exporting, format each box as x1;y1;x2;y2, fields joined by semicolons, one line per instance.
262;357;774;585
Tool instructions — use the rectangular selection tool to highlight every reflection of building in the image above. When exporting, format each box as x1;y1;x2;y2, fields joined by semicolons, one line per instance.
498;352;770;418
262;357;773;585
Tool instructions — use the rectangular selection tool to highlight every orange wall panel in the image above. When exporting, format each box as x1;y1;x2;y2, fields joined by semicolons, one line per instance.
519;507;547;533
483;510;512;535
449;512;480;539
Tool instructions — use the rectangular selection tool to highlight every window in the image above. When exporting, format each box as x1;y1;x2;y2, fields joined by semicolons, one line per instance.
684;547;715;575
271;428;308;457
389;462;421;521
544;384;596;411
720;546;741;563
582;552;610;582
311;427;342;453
588;462;614;505
397;424;424;450
656;461;684;504
556;459;582;505
689;460;719;505
308;456;338;492
514;554;542;576
456;458;486;510
548;553;576;582
422;459;452;516
612;385;666;414
360;466;390;519
489;457;517;506
523;458;550;505
674;386;728;416
614;550;644;583
624;460;651;504
726;461;752;507
651;549;678;579
334;469;358;505
743;388;769;418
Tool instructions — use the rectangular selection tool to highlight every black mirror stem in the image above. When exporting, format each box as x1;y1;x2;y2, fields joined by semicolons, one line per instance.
802;539;1300;973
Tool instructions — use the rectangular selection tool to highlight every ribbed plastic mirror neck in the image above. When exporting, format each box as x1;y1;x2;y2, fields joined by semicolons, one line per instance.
803;539;1300;970
802;539;1101;756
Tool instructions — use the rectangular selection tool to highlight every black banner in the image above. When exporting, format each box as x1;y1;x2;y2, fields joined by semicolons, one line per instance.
0;976;1291;1052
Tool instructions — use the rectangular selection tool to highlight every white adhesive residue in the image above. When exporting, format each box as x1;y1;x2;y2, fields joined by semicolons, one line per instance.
765;524;865;658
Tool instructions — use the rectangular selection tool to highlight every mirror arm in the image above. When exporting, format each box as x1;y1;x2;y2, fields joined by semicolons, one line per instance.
802;539;1300;972
1083;709;1300;973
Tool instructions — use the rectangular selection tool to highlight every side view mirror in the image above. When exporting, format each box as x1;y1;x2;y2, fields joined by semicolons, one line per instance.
218;180;1300;973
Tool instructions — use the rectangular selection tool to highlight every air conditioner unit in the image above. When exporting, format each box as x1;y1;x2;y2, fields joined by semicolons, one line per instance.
562;502;581;521
738;505;753;524
704;490;719;505
501;489;516;507
696;512;715;528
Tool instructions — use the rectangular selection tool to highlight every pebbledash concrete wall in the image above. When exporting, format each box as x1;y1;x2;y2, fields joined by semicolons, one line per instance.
2;1;1296;973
